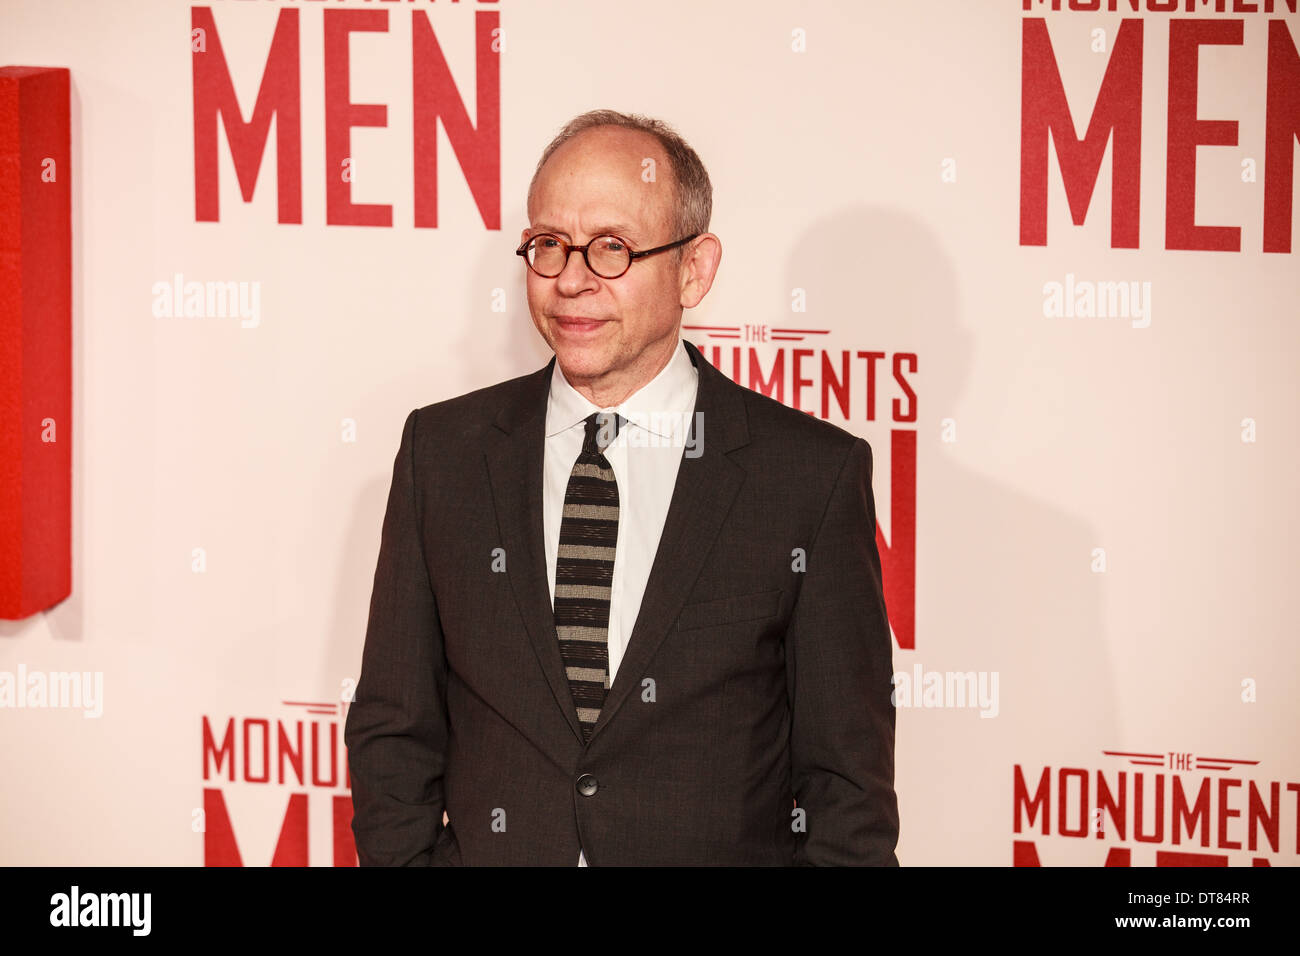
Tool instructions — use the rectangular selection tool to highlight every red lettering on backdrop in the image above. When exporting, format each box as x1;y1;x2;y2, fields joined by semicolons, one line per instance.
749;348;784;401
203;789;307;866
203;716;235;781
244;718;270;783
1265;20;1300;253
333;796;358;867
822;352;850;419
691;345;917;649
1014;765;1052;835
792;349;814;413
1014;842;1183;866
1021;17;1298;252
312;722;340;788
1249;781;1281;853
191;8;501;229
892;354;917;423
204;789;357;867
1013;841;1130;866
1219;777;1243;849
1158;850;1228;866
1059;767;1089;838
412;10;501;229
1012;760;1295;864
857;351;884;422
192;8;302;224
1017;840;1238;866
879;429;916;650
1019;18;1143;248
1172;776;1212;847
1134;773;1165;843
202;789;243;867
1012;839;1041;866
325;10;392;227
1166;19;1243;251
1097;772;1126;840
279;722;303;784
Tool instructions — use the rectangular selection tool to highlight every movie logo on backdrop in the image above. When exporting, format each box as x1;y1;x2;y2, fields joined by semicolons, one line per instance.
1014;749;1300;865
1016;1;1298;868
201;699;355;866
190;1;501;227
1020;2;1298;253
686;323;918;651
179;0;1299;867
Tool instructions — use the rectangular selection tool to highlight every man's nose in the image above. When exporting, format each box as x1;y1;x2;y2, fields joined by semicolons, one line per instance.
554;246;599;292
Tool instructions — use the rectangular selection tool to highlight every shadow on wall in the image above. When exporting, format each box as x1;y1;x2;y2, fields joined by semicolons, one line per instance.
774;204;1117;861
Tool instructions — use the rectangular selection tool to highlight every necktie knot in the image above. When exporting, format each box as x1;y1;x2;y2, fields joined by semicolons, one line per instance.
583;412;623;455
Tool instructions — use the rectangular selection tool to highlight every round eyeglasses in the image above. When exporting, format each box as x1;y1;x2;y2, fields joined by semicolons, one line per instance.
516;232;699;279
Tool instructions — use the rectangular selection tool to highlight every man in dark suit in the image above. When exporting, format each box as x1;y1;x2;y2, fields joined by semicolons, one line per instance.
344;110;898;865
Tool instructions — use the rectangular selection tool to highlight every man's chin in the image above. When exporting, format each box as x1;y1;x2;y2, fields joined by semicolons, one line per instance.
553;345;614;383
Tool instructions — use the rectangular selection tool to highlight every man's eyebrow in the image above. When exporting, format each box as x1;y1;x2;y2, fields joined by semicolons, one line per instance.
527;224;641;241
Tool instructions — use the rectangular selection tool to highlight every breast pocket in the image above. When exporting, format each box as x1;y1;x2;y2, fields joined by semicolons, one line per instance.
674;588;783;632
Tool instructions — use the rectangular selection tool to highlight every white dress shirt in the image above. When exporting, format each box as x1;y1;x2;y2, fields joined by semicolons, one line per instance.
542;337;699;867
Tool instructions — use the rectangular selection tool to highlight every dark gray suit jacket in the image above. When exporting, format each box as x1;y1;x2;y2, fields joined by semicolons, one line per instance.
344;339;898;865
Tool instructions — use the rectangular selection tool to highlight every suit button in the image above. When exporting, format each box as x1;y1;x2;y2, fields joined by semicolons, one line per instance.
576;774;598;797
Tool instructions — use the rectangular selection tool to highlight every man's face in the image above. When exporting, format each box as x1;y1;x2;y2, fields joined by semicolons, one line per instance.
523;126;686;402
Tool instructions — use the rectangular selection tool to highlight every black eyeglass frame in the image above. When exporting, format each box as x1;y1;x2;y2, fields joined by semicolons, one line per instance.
515;232;700;279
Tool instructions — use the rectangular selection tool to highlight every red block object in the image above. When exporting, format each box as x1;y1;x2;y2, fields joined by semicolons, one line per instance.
0;67;71;619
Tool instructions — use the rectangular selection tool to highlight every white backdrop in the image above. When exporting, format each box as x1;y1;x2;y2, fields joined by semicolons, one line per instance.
1;0;1297;865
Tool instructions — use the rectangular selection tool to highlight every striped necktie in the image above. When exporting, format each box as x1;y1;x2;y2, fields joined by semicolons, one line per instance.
554;411;622;743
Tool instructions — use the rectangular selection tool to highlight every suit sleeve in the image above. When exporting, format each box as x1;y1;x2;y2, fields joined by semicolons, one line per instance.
345;407;450;866
785;436;899;865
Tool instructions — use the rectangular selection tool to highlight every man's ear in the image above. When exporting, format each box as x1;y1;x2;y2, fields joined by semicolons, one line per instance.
679;234;722;309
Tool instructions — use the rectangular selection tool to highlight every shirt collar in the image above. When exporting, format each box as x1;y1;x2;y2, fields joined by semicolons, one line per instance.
546;337;699;442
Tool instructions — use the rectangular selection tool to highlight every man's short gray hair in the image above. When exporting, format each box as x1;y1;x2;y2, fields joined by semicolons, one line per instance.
526;110;712;245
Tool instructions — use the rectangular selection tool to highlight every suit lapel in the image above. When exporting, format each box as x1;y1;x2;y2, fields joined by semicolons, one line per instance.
483;356;587;744
485;340;752;749
590;340;750;742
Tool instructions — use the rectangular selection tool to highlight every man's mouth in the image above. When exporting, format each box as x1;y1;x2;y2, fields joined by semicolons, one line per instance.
552;315;610;333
